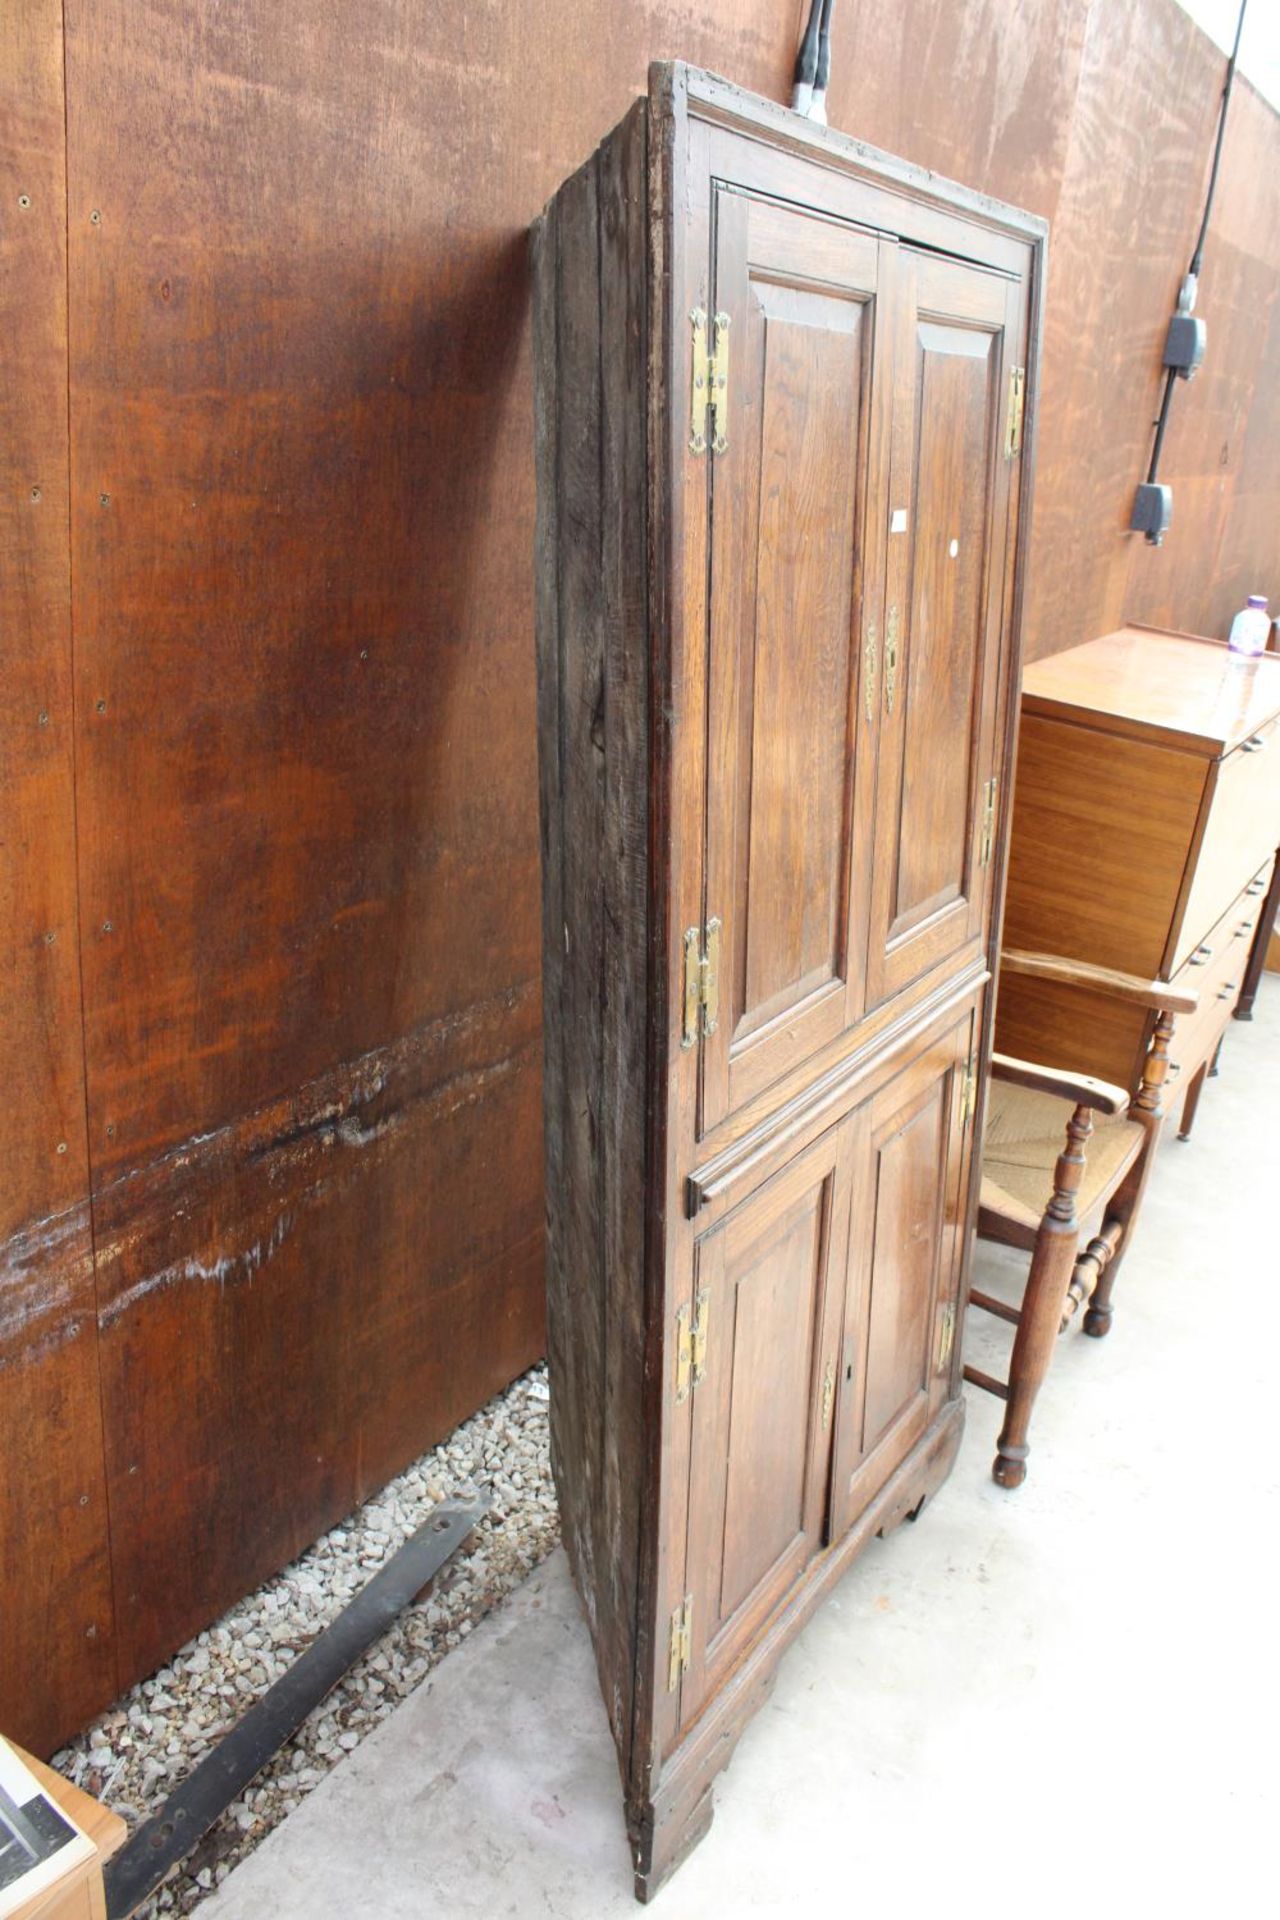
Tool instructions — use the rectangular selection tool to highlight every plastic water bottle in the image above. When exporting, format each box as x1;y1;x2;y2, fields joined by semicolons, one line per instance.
1228;594;1270;657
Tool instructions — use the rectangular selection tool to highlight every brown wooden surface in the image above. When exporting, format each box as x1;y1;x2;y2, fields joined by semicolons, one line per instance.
830;1016;972;1538
5;0;1280;1756
865;254;1020;1008
532;99;654;1785
699;196;882;1134
1002;711;1208;979
1023;626;1280;752
681;1124;853;1729
0;0;117;1757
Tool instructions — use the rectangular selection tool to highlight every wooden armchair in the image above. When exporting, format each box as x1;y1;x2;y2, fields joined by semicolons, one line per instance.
966;952;1198;1489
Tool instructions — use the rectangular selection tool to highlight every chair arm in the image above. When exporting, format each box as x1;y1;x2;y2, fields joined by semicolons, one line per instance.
990;1052;1130;1116
1001;948;1199;1018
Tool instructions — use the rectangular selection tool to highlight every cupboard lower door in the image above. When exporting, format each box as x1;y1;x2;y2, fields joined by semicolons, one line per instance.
829;1013;975;1541
674;1121;855;1729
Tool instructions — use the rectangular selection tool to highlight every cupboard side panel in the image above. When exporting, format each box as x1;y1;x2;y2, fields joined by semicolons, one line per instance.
599;104;654;1786
533;105;652;1784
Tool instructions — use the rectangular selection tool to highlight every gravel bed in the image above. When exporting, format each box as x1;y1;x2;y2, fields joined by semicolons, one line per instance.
50;1363;557;1916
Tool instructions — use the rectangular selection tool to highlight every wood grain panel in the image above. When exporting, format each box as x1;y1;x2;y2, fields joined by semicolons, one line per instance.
1003;714;1207;977
861;1080;947;1452
830;1014;970;1540
531;103;654;1780
701;190;884;1134
91;983;545;1682
1025;4;1280;660
994;972;1150;1095
741;284;861;1030
0;0;116;1754
680;1123;851;1729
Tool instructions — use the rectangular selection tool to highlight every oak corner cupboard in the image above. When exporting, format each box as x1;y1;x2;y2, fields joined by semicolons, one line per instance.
531;61;1044;1900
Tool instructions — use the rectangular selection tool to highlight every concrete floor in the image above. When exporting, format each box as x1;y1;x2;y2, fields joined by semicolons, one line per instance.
206;995;1280;1920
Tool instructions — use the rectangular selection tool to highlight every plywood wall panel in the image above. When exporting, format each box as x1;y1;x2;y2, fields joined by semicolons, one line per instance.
0;0;116;1755
1124;71;1280;639
91;980;544;1681
821;0;1086;221
1024;0;1223;660
50;0;796;1725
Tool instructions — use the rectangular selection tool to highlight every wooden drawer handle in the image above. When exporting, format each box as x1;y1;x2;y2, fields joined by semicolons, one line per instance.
1188;945;1213;966
1242;735;1267;753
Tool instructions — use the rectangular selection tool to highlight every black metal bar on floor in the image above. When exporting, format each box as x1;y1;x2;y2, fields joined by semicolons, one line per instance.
103;1496;489;1919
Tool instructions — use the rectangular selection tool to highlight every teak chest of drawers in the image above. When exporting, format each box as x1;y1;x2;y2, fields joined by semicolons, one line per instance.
997;624;1280;1135
533;62;1044;1900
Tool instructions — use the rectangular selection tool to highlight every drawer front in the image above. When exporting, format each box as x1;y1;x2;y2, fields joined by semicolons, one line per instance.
1168;870;1268;1076
1174;719;1280;971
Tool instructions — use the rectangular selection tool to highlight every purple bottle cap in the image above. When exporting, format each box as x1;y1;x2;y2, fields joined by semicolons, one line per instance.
1247;594;1268;609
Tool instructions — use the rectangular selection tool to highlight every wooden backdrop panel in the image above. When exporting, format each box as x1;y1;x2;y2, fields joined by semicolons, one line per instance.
43;0;801;1747
0;0;116;1751
1025;1;1280;660
3;0;1279;1752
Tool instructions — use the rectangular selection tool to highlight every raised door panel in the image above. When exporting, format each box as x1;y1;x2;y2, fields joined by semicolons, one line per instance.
677;1120;853;1729
829;1012;974;1541
698;188;892;1136
865;252;1022;1008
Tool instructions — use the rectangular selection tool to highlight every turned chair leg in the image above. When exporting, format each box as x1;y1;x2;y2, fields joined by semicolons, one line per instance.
1086;1010;1172;1336
993;1102;1092;1489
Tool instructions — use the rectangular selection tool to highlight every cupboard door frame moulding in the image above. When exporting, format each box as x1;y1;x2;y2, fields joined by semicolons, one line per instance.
533;61;1047;1905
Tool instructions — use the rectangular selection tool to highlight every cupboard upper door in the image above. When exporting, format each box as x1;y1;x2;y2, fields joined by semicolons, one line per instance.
676;1118;853;1731
828;1010;975;1542
698;189;893;1137
864;251;1024;1010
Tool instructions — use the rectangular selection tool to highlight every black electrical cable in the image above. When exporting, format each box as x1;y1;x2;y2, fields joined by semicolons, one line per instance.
1189;0;1247;280
1145;0;1248;489
793;0;836;117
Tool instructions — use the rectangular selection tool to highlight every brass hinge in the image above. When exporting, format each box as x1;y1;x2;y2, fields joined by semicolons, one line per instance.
681;916;721;1048
884;603;900;715
674;1289;710;1404
668;1593;693;1691
960;1047;978;1127
1005;365;1026;459
862;615;877;725
936;1300;957;1374
673;1301;692;1402
979;775;998;866
821;1357;836;1432
689;307;731;455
